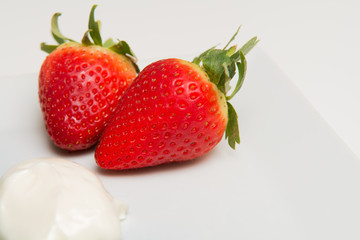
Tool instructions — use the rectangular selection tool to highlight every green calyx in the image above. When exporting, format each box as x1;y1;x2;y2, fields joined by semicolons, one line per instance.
193;26;259;149
41;5;139;73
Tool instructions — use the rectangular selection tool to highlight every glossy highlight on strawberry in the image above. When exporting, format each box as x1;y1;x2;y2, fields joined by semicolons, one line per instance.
39;5;138;150
95;28;258;170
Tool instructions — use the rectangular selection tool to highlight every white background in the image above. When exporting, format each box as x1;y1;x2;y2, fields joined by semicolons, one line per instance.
1;0;359;159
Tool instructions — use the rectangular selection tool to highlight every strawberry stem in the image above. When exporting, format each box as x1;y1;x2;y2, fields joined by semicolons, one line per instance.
193;27;259;149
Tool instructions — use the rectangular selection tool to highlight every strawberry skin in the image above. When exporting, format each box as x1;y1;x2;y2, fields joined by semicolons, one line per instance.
96;27;258;170
39;5;138;150
39;43;137;150
95;59;228;169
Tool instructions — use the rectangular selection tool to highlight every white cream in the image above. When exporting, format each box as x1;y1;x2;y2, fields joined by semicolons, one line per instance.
0;158;126;240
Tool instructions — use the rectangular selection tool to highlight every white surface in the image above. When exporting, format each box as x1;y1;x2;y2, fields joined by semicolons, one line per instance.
1;49;360;239
0;0;359;159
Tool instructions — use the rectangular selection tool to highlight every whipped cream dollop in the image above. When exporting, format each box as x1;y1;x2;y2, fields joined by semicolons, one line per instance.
0;158;126;240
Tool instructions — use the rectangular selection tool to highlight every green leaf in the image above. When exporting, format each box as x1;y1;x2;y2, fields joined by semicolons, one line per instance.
227;51;246;100
217;73;227;94
51;13;73;44
222;63;232;93
223;25;241;50
192;46;215;65
240;36;259;55
88;5;102;46
225;102;240;149
109;40;140;73
40;42;58;54
201;49;231;86
229;50;241;62
226;45;237;57
192;57;201;65
103;38;115;48
110;40;137;59
189;27;258;150
227;59;237;79
81;30;93;46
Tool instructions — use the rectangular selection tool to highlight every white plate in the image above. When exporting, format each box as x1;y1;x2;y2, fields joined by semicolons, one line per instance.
1;48;360;239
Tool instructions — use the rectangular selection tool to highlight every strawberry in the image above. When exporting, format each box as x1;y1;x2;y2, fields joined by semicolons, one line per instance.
39;5;139;151
95;27;258;170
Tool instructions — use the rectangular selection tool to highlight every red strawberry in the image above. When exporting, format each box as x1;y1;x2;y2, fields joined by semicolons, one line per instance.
39;5;139;151
95;27;258;169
